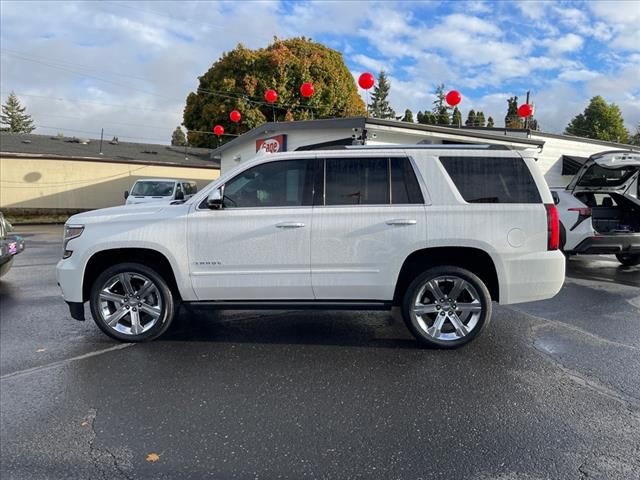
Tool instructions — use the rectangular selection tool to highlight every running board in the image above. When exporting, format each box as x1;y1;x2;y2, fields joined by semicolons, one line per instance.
184;300;393;311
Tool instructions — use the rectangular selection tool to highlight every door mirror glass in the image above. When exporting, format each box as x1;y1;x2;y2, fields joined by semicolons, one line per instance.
207;188;223;209
552;191;560;205
175;190;185;200
124;190;129;199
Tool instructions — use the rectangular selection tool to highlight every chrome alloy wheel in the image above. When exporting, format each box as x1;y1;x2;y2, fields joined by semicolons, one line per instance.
410;275;483;342
97;272;163;336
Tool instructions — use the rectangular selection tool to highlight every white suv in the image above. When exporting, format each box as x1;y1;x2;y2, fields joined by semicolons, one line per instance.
56;145;565;348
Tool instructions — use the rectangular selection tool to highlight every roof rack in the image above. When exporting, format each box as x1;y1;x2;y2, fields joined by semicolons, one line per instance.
343;144;512;150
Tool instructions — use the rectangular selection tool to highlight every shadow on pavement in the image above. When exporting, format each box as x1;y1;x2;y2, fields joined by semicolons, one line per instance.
566;255;640;288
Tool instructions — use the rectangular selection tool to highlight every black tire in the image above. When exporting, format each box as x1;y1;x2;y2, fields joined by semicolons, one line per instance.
616;253;640;267
401;266;492;349
90;262;176;342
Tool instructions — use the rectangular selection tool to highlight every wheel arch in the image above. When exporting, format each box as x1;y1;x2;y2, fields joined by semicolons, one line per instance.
393;246;500;305
83;248;182;302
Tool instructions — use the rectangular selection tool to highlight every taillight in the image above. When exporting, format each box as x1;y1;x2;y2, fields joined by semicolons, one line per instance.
545;204;560;251
568;207;592;217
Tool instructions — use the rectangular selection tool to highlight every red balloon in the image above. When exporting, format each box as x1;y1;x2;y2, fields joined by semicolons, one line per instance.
518;103;533;118
213;125;224;137
229;110;241;123
358;72;375;90
300;82;315;98
264;89;278;103
446;90;462;107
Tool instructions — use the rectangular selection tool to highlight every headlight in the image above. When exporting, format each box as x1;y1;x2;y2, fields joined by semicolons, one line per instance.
63;224;84;259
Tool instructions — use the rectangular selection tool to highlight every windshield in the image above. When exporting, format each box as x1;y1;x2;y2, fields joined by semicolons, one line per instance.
131;181;176;197
576;164;638;187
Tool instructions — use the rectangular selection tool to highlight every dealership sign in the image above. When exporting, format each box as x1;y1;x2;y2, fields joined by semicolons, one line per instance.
256;134;287;154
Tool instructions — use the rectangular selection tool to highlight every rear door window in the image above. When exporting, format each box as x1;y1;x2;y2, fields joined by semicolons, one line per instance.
325;157;389;205
391;157;424;204
440;156;541;203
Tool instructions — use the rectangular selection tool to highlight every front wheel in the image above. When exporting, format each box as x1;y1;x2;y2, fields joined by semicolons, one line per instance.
90;263;176;342
616;253;640;267
401;266;492;349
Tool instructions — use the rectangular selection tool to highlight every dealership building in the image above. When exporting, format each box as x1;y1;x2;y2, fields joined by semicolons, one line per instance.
210;117;637;187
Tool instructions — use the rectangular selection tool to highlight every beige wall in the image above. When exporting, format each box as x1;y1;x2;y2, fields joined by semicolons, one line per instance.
0;155;219;211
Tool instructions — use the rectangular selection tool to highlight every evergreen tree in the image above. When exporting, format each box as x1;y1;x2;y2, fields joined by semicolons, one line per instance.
565;96;629;143
416;111;424;124
487;116;495;128
1;92;35;133
432;83;446;113
451;107;462;126
424;111;437;125
369;71;396;119
171;126;187;146
465;109;477;127
476;111;486;127
505;96;523;128
402;109;414;123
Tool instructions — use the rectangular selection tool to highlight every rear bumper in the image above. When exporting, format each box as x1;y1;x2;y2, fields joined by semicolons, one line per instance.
500;250;566;304
572;234;640;255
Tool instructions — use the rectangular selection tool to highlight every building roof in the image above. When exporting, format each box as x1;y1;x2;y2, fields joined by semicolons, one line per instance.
208;116;547;159
0;132;219;169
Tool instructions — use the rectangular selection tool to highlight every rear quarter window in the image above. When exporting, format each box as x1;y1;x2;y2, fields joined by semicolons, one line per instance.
440;156;541;204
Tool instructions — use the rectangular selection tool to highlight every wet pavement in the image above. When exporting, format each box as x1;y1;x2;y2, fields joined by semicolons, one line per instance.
1;225;639;479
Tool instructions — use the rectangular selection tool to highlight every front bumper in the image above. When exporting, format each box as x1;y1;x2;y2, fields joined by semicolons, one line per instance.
572;234;640;255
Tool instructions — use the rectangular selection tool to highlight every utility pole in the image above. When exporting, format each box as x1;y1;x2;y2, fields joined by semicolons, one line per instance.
524;91;530;130
99;128;104;155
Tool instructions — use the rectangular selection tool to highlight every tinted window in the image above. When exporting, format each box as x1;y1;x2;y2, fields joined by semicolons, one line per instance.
131;181;175;196
577;164;638;187
223;160;313;208
391;157;424;204
325;157;389;205
440;156;541;203
183;183;196;195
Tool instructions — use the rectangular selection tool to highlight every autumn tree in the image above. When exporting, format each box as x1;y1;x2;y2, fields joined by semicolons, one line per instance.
183;37;366;148
402;109;414;123
1;92;35;133
369;71;395;119
171;126;187;146
565;96;629;143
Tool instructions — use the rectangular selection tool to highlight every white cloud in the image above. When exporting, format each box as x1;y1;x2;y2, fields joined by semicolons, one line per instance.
352;54;390;75
542;33;584;55
558;69;601;82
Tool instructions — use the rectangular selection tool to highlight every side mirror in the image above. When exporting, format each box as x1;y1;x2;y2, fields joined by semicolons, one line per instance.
124;190;129;200
207;188;224;209
551;191;560;205
175;190;185;201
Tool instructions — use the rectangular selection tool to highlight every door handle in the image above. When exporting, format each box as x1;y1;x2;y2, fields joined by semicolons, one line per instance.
386;219;417;226
275;222;306;228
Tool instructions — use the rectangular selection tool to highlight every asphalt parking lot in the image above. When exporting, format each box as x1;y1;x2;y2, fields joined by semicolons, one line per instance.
1;225;639;480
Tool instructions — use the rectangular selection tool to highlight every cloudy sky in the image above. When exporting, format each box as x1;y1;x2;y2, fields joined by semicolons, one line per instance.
1;0;639;144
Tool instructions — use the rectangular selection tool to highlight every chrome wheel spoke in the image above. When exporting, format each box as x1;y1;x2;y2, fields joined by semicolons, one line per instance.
100;291;125;304
137;280;155;299
448;313;469;337
130;309;143;335
425;280;446;300
139;303;161;320
457;302;482;312
106;307;129;327
427;315;446;339
447;278;465;301
414;303;439;315
119;273;135;295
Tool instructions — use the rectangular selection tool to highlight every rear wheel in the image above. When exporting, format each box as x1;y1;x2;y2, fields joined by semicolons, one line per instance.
401;266;492;349
615;253;640;267
90;263;176;342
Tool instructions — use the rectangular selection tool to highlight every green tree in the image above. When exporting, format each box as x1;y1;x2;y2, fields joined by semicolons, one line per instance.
565;96;629;143
183;37;366;148
487;116;495;128
451;107;462;126
369;71;395;119
402;109;414;123
476;111;486;127
1;92;35;133
171;126;187;146
432;83;446;112
416;111;423;123
505;96;523;128
422;111;436;125
465;109;477;127
630;124;640;146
